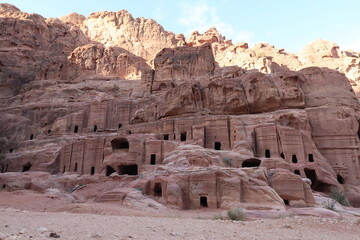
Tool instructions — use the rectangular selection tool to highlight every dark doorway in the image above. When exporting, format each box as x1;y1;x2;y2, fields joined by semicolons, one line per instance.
265;149;271;158
30;134;34;140
118;164;138;175
111;138;129;150
308;154;314;162
74;125;78;133
150;154;156;165
242;158;261;168
90;167;95;175
284;200;289;205
22;162;32;172
304;168;317;189
48;129;51;134
280;152;285;159
106;165;116;176
180;132;187;141
9;149;13;153
292;155;298;163
214;142;221;150
74;163;78;172
200;196;208;207
63;165;66;173
154;182;162;197
294;170;301;175
93;125;98;132
337;174;345;184
163;134;169;140
118;123;122;129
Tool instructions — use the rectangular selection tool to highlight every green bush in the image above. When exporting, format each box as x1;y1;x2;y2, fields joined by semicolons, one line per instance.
330;187;350;206
227;208;246;221
223;158;233;167
322;199;336;211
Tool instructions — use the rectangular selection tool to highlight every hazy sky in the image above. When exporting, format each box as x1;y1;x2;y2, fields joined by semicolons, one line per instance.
3;0;360;52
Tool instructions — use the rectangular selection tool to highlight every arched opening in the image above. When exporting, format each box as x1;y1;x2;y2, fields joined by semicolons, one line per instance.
150;154;156;165
111;138;129;151
284;199;289;205
22;162;32;172
118;164;138;175
180;132;187;141
154;182;162;197
74;125;78;133
90;167;95;175
265;149;271;158
93;125;97;132
214;142;221;150
30;134;34;140
280;152;285;159
118;123;122;129
292;155;298;163
242;158;261;168
200;196;208;207
337;174;345;184
159;83;167;90
74;163;78;172
106;165;116;176
294;170;301;175
308;154;314;162
163;134;169;140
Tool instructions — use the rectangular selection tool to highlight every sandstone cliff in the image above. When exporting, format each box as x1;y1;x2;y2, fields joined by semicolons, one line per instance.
1;4;360;210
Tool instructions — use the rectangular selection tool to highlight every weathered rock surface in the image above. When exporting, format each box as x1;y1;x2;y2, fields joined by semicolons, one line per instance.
1;4;360;211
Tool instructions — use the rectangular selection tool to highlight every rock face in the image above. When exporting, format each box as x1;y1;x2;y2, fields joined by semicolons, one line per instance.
1;4;360;210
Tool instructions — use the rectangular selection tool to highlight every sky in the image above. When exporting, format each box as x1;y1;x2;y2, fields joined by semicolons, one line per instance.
2;0;360;53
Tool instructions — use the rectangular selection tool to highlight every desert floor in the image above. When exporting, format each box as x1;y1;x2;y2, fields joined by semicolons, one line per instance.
0;190;360;240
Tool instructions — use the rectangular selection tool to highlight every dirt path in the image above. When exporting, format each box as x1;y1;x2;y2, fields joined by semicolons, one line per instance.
1;207;360;240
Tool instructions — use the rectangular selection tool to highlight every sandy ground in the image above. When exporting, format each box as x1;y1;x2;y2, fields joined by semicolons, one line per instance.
0;190;360;240
1;207;360;240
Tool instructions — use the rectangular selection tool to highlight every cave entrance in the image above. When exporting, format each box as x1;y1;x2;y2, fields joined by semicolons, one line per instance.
180;132;187;141
150;154;156;165
280;152;285;159
111;138;129;151
265;149;271;158
106;165;116;176
163;134;169;140
294;170;301;175
74;163;78;172
22;162;32;172
30;134;34;140
90;166;95;175
308;154;314;162
337;174;345;184
118;164;138;175
154;182;162;197
74;125;78;133
304;168;317;189
292;155;298;163
200;196;208;207
242;158;261;168
214;142;221;150
93;125;98;132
